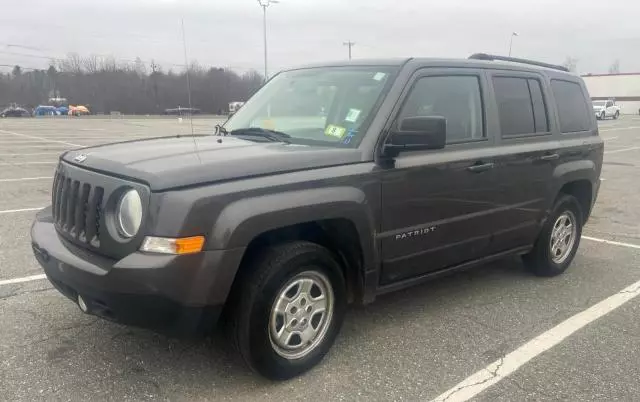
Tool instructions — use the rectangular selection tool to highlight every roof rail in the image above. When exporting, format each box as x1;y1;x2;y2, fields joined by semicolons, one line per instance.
468;53;570;72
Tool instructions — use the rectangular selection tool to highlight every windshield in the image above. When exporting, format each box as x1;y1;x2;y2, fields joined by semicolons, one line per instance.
592;101;606;107
224;66;397;147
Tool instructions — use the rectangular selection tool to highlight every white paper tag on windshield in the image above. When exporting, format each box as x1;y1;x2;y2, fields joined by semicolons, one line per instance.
373;72;386;81
345;108;361;123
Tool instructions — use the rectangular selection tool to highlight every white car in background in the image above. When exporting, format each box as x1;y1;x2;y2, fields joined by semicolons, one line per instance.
593;99;620;120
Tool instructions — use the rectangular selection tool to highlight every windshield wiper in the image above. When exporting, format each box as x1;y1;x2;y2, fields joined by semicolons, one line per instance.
229;127;291;143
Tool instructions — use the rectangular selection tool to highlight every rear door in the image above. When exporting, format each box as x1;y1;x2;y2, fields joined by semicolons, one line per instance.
485;71;558;254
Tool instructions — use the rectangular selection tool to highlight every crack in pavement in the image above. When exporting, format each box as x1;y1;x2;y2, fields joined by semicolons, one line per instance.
436;358;505;402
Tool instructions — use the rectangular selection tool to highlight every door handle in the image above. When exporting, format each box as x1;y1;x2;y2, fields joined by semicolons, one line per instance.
467;162;495;173
539;153;560;161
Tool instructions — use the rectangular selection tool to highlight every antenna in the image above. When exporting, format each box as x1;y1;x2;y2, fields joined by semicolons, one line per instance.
181;18;201;164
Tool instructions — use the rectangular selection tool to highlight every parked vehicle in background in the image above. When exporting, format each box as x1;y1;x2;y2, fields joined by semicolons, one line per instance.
0;106;30;117
164;107;201;116
69;105;90;116
33;105;59;116
228;101;245;115
592;99;620;120
31;53;603;381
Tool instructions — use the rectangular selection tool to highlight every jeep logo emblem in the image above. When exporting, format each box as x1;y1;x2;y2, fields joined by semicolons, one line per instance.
74;154;87;163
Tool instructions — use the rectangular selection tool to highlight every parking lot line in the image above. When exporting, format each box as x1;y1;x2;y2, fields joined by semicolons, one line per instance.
0;152;61;156
0;274;46;286
0;177;52;182
604;146;640;155
431;277;640;402
600;126;640;132
583;235;640;250
0;129;81;147
0;162;57;166
0;207;44;215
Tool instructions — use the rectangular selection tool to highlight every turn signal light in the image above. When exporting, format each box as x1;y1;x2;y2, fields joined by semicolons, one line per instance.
140;236;205;255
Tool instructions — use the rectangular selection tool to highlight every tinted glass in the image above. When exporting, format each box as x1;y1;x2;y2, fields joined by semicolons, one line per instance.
493;77;535;136
551;80;592;133
225;67;396;147
528;79;549;132
399;76;484;143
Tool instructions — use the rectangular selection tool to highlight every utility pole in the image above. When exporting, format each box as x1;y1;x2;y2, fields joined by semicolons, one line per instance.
257;0;279;81
343;41;355;60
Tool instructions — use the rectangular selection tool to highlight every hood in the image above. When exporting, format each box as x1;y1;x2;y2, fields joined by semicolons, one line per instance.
62;135;363;191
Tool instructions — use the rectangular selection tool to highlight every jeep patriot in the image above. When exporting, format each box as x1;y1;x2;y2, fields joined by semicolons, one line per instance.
31;53;603;379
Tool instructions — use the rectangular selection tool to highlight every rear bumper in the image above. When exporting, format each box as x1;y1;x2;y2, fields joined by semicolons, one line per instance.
31;207;246;333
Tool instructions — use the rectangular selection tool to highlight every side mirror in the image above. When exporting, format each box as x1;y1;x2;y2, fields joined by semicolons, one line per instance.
384;116;446;156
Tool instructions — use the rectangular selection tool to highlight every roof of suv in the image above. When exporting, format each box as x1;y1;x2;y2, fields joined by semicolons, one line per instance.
288;54;576;78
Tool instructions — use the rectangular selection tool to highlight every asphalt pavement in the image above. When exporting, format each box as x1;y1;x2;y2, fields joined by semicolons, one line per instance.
1;115;639;401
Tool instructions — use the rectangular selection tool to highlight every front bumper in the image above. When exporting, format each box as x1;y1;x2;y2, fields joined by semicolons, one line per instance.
31;207;246;333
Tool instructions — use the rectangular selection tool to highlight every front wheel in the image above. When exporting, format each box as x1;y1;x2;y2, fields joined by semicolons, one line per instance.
227;241;347;380
614;111;620;119
600;111;606;120
523;195;583;276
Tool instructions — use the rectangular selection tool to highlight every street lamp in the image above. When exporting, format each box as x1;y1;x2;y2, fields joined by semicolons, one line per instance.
257;0;279;81
508;32;519;57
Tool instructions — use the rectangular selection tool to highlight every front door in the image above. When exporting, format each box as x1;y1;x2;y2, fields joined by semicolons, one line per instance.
379;70;500;284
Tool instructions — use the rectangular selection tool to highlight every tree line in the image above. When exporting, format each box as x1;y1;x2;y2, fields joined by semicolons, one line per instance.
0;54;264;114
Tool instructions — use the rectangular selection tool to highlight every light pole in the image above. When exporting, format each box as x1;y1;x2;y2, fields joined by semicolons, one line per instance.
508;32;519;57
257;0;278;81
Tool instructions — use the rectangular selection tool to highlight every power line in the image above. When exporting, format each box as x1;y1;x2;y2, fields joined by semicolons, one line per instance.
343;40;355;60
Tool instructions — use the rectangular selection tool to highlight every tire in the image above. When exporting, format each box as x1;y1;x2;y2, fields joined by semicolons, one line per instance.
523;194;583;277
600;111;606;120
227;241;347;380
614;111;620;120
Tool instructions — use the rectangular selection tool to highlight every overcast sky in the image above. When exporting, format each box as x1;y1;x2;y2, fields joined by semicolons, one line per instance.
1;0;639;75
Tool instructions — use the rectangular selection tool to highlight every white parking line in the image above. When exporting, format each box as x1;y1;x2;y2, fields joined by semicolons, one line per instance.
604;146;640;155
0;177;52;182
0;161;57;166
431;235;640;402
0;145;71;149
0;129;81;147
583;236;640;250
0;152;60;156
602;136;618;141
0;207;44;214
432;280;640;401
600;126;640;132
0;274;47;286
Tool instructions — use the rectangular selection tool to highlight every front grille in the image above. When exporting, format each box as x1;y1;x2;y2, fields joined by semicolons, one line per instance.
52;170;105;247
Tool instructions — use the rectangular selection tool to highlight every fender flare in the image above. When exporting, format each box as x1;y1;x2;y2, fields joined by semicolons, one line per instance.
207;186;377;273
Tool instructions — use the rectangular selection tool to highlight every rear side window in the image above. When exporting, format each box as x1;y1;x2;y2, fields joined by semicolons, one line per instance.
493;77;548;136
551;80;592;133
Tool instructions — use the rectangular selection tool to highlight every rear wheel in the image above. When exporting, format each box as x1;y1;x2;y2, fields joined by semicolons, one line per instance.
614;111;620;119
227;241;347;380
523;195;583;277
600;111;606;120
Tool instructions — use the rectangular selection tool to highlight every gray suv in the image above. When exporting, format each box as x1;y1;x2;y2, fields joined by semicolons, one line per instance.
31;53;603;380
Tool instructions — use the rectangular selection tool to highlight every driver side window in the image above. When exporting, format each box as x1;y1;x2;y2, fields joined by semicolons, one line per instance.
399;75;484;143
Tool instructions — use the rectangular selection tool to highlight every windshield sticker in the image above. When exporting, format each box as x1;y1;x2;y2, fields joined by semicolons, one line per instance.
373;72;387;81
325;124;347;139
342;129;358;144
262;119;276;130
344;108;361;123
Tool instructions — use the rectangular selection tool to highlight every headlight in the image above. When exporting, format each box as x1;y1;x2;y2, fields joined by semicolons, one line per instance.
116;189;142;238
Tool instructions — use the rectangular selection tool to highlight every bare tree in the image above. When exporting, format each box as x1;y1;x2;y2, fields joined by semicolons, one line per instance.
608;59;620;74
1;53;264;114
562;57;578;73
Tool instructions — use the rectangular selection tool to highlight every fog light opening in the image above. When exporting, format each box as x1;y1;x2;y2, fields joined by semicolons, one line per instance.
77;295;89;313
